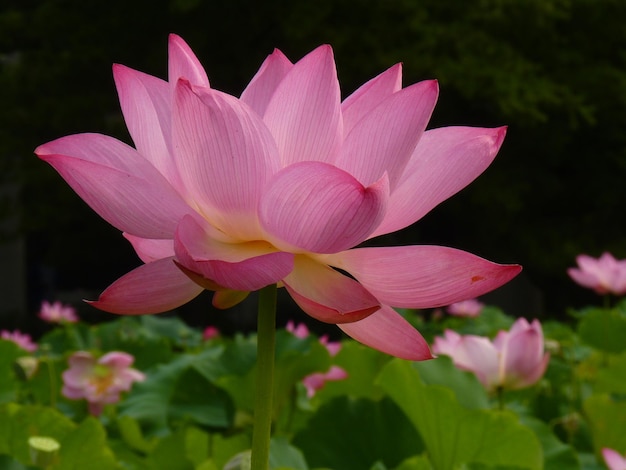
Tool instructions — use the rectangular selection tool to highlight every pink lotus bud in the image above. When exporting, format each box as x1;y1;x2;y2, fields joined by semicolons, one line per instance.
446;299;484;317
1;330;37;352
432;318;550;392
567;252;626;296
202;326;220;340
319;335;342;356
38;300;79;324
302;365;348;398
62;351;145;415
285;321;310;339
603;448;626;470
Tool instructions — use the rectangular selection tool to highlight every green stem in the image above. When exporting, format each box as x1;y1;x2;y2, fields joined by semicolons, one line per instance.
251;284;277;470
496;386;505;411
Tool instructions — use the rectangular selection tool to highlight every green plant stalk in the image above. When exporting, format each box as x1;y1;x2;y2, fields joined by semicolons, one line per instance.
251;284;277;470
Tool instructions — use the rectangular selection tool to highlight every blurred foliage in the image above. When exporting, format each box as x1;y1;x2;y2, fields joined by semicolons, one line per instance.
1;0;626;314
2;302;626;468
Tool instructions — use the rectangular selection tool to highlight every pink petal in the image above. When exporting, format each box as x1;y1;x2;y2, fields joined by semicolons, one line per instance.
336;80;438;189
262;45;342;166
89;257;204;314
372;126;506;237
123;234;174;263
168;34;209;89
259;161;388;254
283;255;380;324
99;351;135;369
172;81;279;239
36;133;196;239
602;448;626;470
341;63;402;135
240;49;293;116
501;324;548;389
455;336;501;389
330;245;521;308
113;64;183;190
174;215;294;291
339;305;433;360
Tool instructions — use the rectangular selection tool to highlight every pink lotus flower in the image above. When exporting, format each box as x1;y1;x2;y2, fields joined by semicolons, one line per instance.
39;300;79;324
202;325;220;340
567;252;626;296
446;298;484;317
432;317;549;391
1;330;37;352
36;34;521;361
61;351;145;415
603;448;626;470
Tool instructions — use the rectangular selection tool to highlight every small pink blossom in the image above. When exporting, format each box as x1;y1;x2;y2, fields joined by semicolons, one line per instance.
302;365;348;398
603;448;626;470
446;298;484;317
567;252;626;296
1;330;37;352
39;300;79;324
286;321;342;355
286;320;346;394
36;34;522;361
285;320;310;339
432;317;550;392
62;351;145;415
202;325;220;340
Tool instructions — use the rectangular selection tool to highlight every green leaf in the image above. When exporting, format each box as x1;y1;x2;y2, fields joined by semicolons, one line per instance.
57;417;119;470
0;404;75;464
520;416;580;470
119;352;234;435
317;340;392;401
411;356;489;410
578;308;626;354
145;429;195;470
273;331;331;414
595;352;626;394
378;359;543;470
116;415;155;453
583;393;626;454
393;454;433;470
269;436;308;470
139;315;202;348
169;367;233;428
208;433;250;469
0;340;25;404
0;455;37;470
292;396;422;470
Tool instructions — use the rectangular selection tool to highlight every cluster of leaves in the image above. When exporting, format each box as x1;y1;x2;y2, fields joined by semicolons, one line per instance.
1;298;626;469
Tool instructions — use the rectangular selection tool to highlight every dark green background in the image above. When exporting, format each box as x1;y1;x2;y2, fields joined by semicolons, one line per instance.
2;0;624;325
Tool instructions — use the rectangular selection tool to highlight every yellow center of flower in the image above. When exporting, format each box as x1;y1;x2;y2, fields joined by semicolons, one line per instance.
89;364;115;395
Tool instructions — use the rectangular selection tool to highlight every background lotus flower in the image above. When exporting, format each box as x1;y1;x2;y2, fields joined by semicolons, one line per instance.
39;300;79;324
286;321;347;397
1;330;38;352
567;252;626;296
602;448;626;470
61;351;145;415
202;325;220;340
36;34;521;361
432;317;549;392
285;320;310;339
302;365;348;398
446;298;485;317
